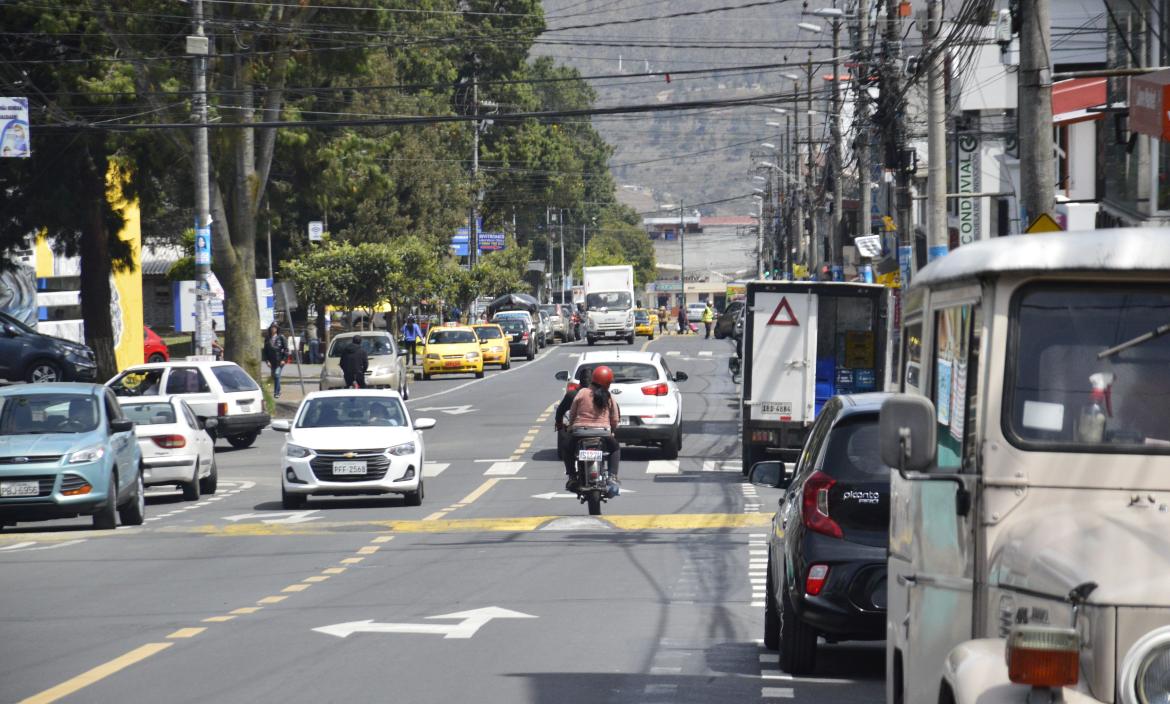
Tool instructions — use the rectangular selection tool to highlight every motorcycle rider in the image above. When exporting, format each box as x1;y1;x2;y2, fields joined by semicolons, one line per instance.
567;365;621;492
555;366;594;479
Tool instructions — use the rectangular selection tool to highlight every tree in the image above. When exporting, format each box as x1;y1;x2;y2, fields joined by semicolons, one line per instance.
574;208;657;288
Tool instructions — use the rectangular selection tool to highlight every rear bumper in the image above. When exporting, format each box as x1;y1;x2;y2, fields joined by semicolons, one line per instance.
616;422;677;445
792;555;887;640
217;413;270;436
142;455;198;484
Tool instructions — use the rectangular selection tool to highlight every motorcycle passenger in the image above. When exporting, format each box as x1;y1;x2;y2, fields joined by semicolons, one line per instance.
568;365;621;490
555;367;594;478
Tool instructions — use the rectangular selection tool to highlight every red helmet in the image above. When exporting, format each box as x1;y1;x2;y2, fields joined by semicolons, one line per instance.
591;365;614;388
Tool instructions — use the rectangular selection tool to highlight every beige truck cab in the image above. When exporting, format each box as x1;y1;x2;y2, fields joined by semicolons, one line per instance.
879;229;1170;704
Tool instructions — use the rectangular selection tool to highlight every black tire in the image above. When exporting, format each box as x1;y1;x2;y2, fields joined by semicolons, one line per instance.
586;491;602;516
282;484;306;509
400;378;410;400
649;332;655;341
475;370;484;379
404;478;424;507
586;337;595;346
422;370;431;381
765;558;781;650
226;431;258;449
661;428;680;460
779;575;818;674
93;472;119;530
27;359;62;384
181;459;201;501
526;346;535;361
199;456;218;495
147;352;167;363
502;358;511;370
119;470;146;526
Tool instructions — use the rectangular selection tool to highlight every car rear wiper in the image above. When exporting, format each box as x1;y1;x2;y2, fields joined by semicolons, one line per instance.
1098;321;1170;359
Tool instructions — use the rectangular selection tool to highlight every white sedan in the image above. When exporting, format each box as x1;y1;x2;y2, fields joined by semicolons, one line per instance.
272;390;435;509
118;396;218;500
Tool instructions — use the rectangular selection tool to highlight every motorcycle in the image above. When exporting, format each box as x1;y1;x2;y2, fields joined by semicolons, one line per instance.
570;427;618;515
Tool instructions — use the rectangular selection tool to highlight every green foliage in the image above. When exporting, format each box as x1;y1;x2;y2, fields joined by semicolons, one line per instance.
574;207;657;288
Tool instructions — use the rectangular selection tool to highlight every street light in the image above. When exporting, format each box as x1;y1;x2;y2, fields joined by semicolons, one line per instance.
766;121;782;128
811;7;845;17
761;142;776;150
772;107;788;114
798;21;823;33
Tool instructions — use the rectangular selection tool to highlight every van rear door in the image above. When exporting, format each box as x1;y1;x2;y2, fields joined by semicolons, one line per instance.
749;290;817;424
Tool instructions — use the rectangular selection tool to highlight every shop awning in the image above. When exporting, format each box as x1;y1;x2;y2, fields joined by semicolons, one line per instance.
1053;78;1106;125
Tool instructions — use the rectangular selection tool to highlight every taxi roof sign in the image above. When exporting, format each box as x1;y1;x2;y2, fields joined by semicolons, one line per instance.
1025;213;1063;234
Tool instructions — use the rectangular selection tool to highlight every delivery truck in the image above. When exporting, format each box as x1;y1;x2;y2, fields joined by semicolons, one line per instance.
582;265;636;345
740;281;891;473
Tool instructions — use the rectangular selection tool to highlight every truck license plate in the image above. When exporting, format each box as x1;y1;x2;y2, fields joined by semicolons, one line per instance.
762;402;792;415
577;449;604;461
1;480;40;497
332;461;367;475
604;331;617;337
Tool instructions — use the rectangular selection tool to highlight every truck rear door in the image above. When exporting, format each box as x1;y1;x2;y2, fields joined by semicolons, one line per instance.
749;290;817;424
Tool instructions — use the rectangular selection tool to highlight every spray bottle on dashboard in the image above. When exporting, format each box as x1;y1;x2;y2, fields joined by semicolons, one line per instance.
1076;372;1114;443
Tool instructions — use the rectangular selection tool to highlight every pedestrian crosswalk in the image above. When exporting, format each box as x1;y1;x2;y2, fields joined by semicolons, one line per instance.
466;458;743;476
423;462;449;477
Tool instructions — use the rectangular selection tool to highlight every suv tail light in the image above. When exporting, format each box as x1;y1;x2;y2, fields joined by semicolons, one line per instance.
567;382;580;393
802;471;842;538
151;434;187;449
641;382;669;396
217;402;228;417
1006;626;1079;687
805;564;830;595
521;332;529;341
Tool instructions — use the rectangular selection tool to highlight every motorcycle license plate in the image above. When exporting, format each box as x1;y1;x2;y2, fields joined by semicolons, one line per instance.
577;449;604;462
1;480;39;497
618;416;631;426
332;461;367;475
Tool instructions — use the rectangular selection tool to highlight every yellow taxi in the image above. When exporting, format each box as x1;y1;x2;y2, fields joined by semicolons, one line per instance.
471;323;511;370
634;308;658;339
421;324;484;380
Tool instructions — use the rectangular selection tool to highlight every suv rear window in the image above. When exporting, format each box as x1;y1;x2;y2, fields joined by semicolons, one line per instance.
576;362;660;384
211;365;259;392
820;415;887;478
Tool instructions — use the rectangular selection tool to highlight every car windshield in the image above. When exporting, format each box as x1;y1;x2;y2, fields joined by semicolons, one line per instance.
120;402;176;425
0;312;35;334
586;292;632;311
577;362;659;384
1008;284;1170;453
0;394;100;435
108;369;165;397
329;335;393;357
474;327;503;340
634;311;650;323
211;365;259;392
297;396;407;428
428;330;476;344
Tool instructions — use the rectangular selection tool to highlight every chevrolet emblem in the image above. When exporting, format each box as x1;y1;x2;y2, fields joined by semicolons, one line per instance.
343;452;357;459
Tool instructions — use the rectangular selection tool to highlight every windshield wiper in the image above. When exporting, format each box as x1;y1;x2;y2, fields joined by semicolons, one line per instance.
1098;322;1170;359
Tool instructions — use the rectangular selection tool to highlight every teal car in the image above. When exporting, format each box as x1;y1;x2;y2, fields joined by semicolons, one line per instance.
0;383;145;531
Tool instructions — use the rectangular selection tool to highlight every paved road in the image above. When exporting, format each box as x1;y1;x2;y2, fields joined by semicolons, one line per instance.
0;334;883;704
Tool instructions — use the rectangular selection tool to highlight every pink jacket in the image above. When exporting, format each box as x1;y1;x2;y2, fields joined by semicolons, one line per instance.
569;387;620;431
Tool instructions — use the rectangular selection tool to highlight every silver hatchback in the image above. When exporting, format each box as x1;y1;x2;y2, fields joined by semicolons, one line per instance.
320;332;409;398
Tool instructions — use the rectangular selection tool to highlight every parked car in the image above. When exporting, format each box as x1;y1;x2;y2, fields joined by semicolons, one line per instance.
540;304;575;342
319;331;409;399
143;325;170;363
751;392;892;674
272;389;436;508
118;396;218;500
536;309;553;347
714;300;745;339
555;350;687;458
0;383;144;530
494;314;537;361
0;312;97;383
106;361;270;449
634;308;658;339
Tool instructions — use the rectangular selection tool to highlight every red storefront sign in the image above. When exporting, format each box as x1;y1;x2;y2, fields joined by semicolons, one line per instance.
1129;69;1170;142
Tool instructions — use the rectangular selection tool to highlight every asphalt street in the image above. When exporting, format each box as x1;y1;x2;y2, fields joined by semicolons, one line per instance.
0;333;883;704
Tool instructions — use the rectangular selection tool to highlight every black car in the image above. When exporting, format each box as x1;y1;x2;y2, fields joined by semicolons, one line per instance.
750;392;892;674
0;312;98;383
495;316;537;361
714;300;744;339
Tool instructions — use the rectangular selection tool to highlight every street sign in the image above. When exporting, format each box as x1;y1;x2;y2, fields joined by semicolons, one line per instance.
308;221;324;242
1025;213;1063;234
194;226;211;266
855;235;882;258
313;607;537;640
0;97;30;158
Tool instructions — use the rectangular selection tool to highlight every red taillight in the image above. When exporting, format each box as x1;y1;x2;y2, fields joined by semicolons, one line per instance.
1006;627;1079;687
151;434;187;449
802;471;842;538
521;332;529;340
641;382;669;396
217;402;228;417
567;382;580;392
805;564;830;595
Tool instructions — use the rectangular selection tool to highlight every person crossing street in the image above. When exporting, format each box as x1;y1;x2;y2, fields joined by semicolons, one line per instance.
262;323;288;398
401;316;422;366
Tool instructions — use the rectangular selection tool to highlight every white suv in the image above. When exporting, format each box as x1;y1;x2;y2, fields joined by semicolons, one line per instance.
555;350;687;458
106;361;270;448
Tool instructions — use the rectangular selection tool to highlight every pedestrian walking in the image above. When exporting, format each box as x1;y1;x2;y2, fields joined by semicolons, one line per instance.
262;323;288;398
401;316;422;366
339;337;369;389
658;305;668;334
677;305;689;334
701;302;715;339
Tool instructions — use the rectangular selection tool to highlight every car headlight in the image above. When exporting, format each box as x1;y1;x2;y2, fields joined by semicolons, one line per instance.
372;366;391;376
465;351;480;359
426;353;440;360
285;443;313;459
386;441;416;456
68;444;105;464
489;346;502;352
63;348;90;362
1121;627;1170;704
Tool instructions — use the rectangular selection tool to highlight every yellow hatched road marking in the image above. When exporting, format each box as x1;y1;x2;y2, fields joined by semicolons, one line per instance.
17;642;173;704
202;615;237;623
167;628;205;639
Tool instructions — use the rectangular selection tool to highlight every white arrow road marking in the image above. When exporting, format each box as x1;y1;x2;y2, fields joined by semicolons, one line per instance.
423;462;449;477
646;460;680;474
222;510;321;525
0;539;87;553
532;490;634;500
313;606;537;639
665;351;682;356
414;405;475;416
484;461;524;476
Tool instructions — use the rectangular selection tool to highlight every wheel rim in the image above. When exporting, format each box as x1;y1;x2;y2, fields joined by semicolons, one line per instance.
135;473;145;514
31;364;58;383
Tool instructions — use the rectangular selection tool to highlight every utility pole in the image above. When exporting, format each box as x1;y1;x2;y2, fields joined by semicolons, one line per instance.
788;82;804;274
188;0;212;357
855;0;873;244
559;208;566;304
829;15;843;279
926;0;949;261
469;68;480;268
806;51;819;277
881;0;914;276
679;205;686;310
1018;0;1054;227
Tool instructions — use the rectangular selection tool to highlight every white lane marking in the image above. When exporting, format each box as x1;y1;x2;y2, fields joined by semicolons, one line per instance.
702;460;742;472
665;351;681;356
761;686;795;698
643;684;678;695
760;653;780;664
0;541;36;551
473;459;516;463
414;405;475;416
423;462;450;477
483;461;524;476
406;345;559;403
698;350;713;357
650;666;682;674
761;670;791;680
0;539;87;553
646;460;680;474
314;607;537;639
223;510;321;525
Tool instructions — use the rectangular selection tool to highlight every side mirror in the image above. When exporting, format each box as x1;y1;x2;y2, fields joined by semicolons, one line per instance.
749;461;789;489
271;419;290;432
554;370;569;381
414;417;437;430
673;371;688;382
202;417;219;431
2;324;17;337
109;418;135;434
880;395;937;474
397;348;408;356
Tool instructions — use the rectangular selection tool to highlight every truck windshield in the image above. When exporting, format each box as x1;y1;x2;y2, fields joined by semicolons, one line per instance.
587;292;632;310
1007;284;1170;453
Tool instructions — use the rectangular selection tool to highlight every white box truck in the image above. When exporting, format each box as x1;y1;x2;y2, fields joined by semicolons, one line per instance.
582;265;636;345
740;280;891;473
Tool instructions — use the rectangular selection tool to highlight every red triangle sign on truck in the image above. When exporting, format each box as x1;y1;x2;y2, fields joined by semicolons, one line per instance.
767;297;799;326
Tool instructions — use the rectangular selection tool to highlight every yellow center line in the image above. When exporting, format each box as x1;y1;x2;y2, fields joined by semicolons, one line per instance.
340;557;364;564
167;628;205;639
455;477;502;506
281;584;310;593
230;607;262;615
257;595;287;604
322;567;346;575
202;615;237;623
17;642;173;704
356;545;379;555
371;535;394;544
303;575;330;583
